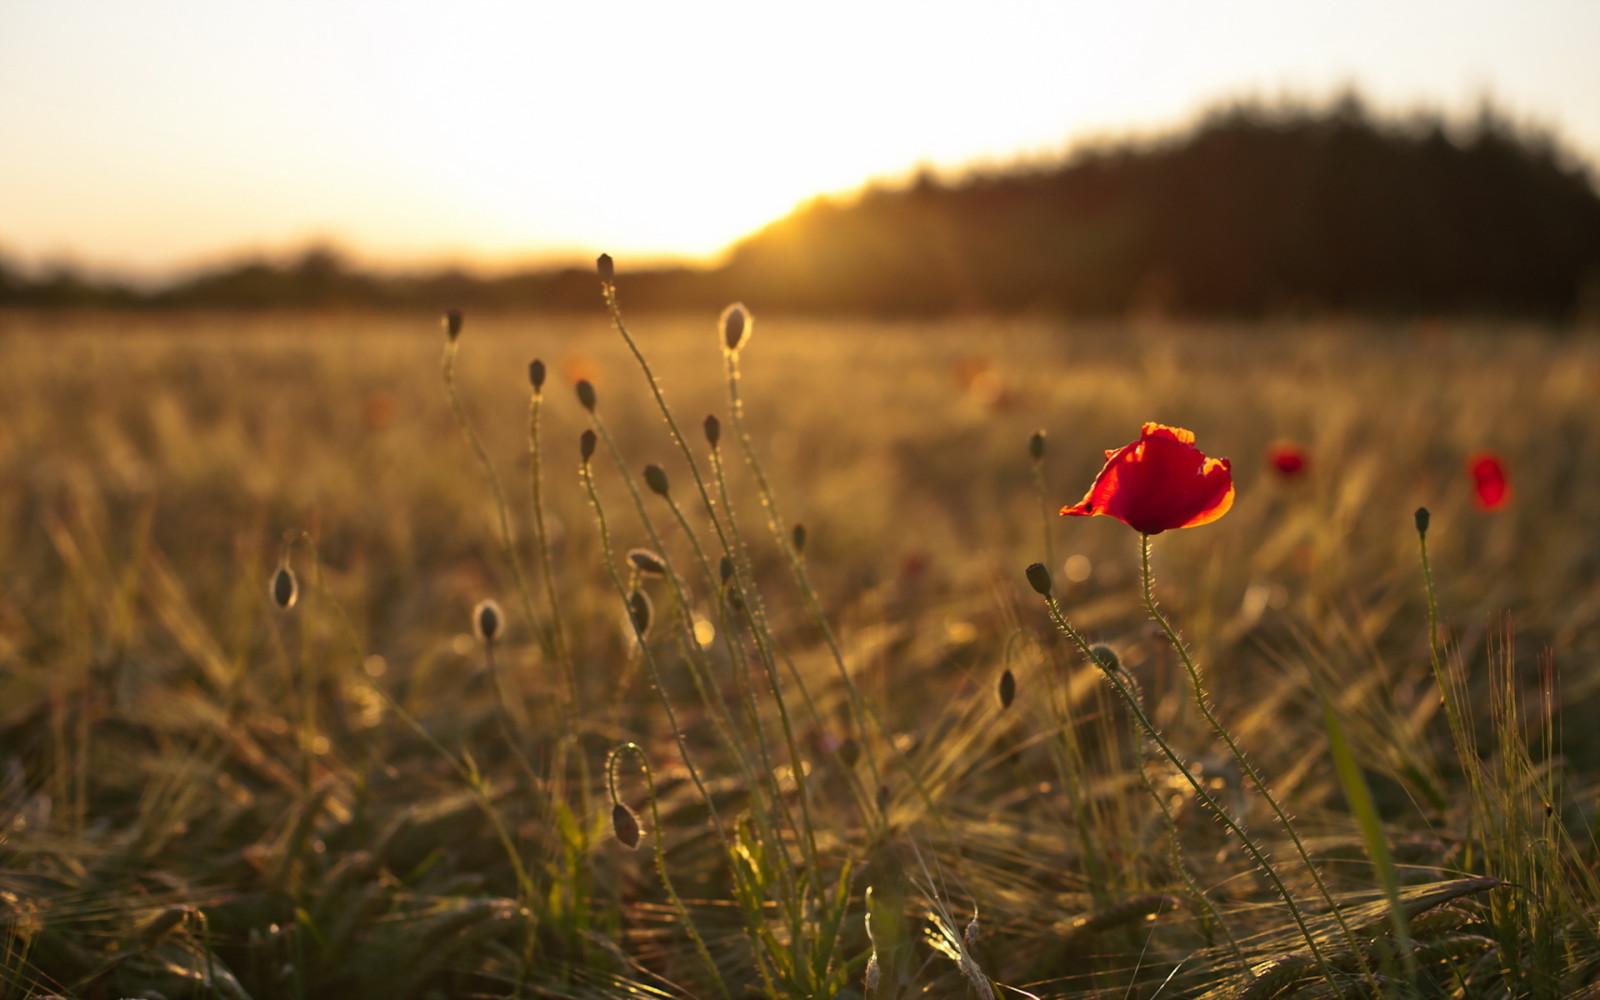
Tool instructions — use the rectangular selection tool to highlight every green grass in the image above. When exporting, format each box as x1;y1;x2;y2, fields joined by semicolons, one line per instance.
1;301;1597;999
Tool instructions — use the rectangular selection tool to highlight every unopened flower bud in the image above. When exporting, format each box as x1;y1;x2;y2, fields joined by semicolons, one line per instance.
611;801;641;848
998;668;1016;709
596;254;615;284
719;556;736;585
580;429;597;463
528;359;546;392
1029;429;1046;462
720;302;751;353
473;599;503;644
791;523;807;555
576;379;597;412
1025;562;1053;596
271;565;298;611
443;308;464;341
703;414;721;449
628;590;652;635
628;548;667;577
1414;507;1430;536
1089;643;1121;673
643;464;669;496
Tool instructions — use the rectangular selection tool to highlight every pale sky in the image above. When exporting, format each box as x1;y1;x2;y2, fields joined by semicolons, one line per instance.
2;0;1597;281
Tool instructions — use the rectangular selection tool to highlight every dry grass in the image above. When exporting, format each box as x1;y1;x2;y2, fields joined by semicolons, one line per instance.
1;304;1597;998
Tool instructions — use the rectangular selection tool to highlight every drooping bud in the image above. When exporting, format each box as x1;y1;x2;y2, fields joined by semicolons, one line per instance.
473;599;503;644
611;801;641;849
1025;562;1053;596
998;669;1016;709
720;302;751;353
271;564;298;611
1414;507;1430;536
580;429;597;464
628;590;653;635
443;308;464;341
719;556;736;586
1089;643;1121;673
575;379;597;412
627;548;667;577
791;523;807;555
596;254;615;284
643;464;670;496
1029;429;1046;462
528;359;546;392
964;910;981;950
703;414;721;449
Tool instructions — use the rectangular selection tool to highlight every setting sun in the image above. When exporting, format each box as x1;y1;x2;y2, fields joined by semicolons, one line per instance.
2;1;1598;278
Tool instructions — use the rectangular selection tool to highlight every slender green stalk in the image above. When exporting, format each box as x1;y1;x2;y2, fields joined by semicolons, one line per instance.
1138;534;1375;989
1034;583;1342;990
1116;656;1249;974
441;335;548;681
526;382;577;713
607;743;731;1000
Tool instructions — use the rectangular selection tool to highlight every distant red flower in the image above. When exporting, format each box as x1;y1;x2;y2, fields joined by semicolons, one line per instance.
1468;452;1511;510
1060;423;1235;535
1267;441;1308;478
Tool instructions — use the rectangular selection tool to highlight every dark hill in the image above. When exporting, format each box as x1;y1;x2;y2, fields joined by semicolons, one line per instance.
6;97;1599;319
721;99;1600;317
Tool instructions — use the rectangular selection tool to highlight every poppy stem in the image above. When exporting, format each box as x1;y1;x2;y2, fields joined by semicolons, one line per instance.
1035;590;1311;984
1139;534;1379;991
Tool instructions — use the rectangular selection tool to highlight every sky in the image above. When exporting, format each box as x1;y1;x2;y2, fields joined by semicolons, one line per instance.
2;0;1598;282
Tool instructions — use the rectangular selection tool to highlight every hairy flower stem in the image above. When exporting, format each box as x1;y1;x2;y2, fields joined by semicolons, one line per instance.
607;743;731;1000
1038;592;1343;990
598;281;824;883
1139;534;1376;989
442;340;567;756
527;388;578;716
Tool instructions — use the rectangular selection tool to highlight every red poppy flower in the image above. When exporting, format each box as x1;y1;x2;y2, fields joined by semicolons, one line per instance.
1467;452;1511;510
1060;423;1235;535
1267;441;1307;478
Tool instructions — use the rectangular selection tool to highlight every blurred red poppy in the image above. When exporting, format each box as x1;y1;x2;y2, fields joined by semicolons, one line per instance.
1060;423;1235;535
1268;441;1308;478
1468;452;1511;510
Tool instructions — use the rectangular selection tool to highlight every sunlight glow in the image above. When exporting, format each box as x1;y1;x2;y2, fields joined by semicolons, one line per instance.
1;0;1596;278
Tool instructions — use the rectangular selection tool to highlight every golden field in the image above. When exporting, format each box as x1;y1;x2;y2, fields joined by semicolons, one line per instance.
2;304;1598;998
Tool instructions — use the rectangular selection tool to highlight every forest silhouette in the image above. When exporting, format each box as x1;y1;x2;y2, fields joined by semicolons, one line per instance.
6;95;1598;320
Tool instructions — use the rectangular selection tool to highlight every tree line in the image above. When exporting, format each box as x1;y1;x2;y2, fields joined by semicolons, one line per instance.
6;96;1598;319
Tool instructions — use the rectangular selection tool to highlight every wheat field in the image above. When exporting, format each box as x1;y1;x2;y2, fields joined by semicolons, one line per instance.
2;302;1597;999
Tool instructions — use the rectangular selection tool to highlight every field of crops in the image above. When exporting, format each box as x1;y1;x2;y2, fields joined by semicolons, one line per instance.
2;295;1598;998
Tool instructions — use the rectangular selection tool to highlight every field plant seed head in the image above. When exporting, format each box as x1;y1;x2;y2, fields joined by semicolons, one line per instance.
270;563;298;611
703;414;721;450
576;379;598;412
1414;506;1431;536
443;308;464;341
998;668;1016;709
580;429;597;464
528;359;546;393
1060;422;1234;535
473;598;503;645
643;464;670;496
720;302;751;354
1029;429;1046;462
611;801;642;849
791;522;807;555
628;548;667;577
1088;643;1121;672
628;590;653;635
1025;562;1053;596
596;253;615;284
